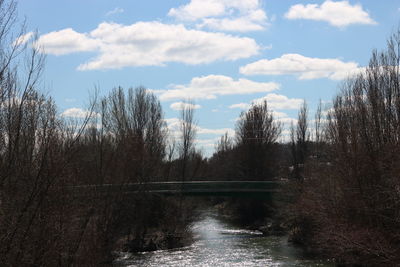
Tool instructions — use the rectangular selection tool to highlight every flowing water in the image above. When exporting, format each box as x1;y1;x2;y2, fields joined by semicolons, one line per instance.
115;210;333;266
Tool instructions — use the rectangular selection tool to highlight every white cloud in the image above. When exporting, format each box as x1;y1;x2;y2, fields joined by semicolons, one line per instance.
229;103;250;109
285;0;376;28
230;103;297;125
164;118;182;136
271;111;297;125
229;93;301;138
254;93;303;110
13;31;34;46
36;28;100;55
230;93;303;112
164;117;234;140
168;0;227;21
196;138;220;148
197;126;234;136
240;53;363;80
61;108;98;118
276;116;297;125
279;129;292;143
170;101;202;111
36;22;259;69
158;74;280;101
106;7;124;16
271;110;290;119
169;0;268;32
197;17;264;32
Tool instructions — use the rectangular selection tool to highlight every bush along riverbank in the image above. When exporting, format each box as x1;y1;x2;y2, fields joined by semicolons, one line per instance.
213;198;287;236
113;196;196;255
283;31;400;266
207;30;400;266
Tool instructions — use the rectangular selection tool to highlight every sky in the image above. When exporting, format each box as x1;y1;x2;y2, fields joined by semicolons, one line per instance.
17;0;400;156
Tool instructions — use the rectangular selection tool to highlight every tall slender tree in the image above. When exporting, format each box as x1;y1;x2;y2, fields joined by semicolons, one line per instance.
235;100;281;180
178;101;196;181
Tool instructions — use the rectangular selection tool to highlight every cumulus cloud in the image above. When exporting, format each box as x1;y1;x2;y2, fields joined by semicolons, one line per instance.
255;93;303;110
275;116;297;125
195;138;220;148
197;127;234;136
271;110;289;119
106;7;124;16
240;53;363;80
230;97;301;136
170;101;202;111
61;108;98;118
285;0;376;28
13;31;34;46
36;28;100;55
168;0;227;21
279;129;292;143
164;118;182;135
158;75;280;101
230;93;302;112
197;17;264;32
168;0;268;32
164;117;234;139
229;103;250;109
270;110;298;125
230;103;297;128
36;22;259;70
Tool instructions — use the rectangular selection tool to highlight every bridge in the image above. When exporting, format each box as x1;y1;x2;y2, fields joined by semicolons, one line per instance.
72;180;282;199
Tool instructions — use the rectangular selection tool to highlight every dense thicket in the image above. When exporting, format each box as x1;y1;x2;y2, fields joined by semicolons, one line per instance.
3;0;400;265
206;29;400;266
289;31;400;265
0;2;194;265
207;100;282;181
205;101;283;225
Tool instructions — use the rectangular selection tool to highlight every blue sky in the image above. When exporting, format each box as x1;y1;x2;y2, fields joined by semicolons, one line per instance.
17;0;400;155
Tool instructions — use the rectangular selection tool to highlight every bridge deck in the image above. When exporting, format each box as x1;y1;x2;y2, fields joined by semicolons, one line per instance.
72;180;282;197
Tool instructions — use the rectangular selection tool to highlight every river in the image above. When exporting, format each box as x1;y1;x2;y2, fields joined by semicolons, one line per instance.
114;210;333;266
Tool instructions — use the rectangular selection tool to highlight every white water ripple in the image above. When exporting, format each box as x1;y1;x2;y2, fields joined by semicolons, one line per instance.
114;211;333;267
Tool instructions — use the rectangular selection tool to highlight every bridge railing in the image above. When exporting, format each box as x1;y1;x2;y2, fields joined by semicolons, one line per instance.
69;180;283;196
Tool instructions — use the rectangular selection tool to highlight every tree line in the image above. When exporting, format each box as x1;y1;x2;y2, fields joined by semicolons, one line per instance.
205;30;400;266
0;1;201;264
2;0;400;264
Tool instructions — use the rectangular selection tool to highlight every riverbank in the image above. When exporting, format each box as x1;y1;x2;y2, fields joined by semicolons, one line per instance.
212;198;336;264
111;196;197;256
213;198;287;235
113;198;339;266
116;228;193;252
114;209;334;266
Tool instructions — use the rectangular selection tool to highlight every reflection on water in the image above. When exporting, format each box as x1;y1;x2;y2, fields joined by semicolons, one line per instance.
114;211;333;266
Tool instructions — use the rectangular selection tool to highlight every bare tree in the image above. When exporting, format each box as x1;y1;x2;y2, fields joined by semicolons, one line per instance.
290;101;310;180
235;100;281;180
178;100;196;181
100;86;166;182
0;1;194;263
291;29;400;265
314;100;323;145
164;137;176;181
215;132;233;154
